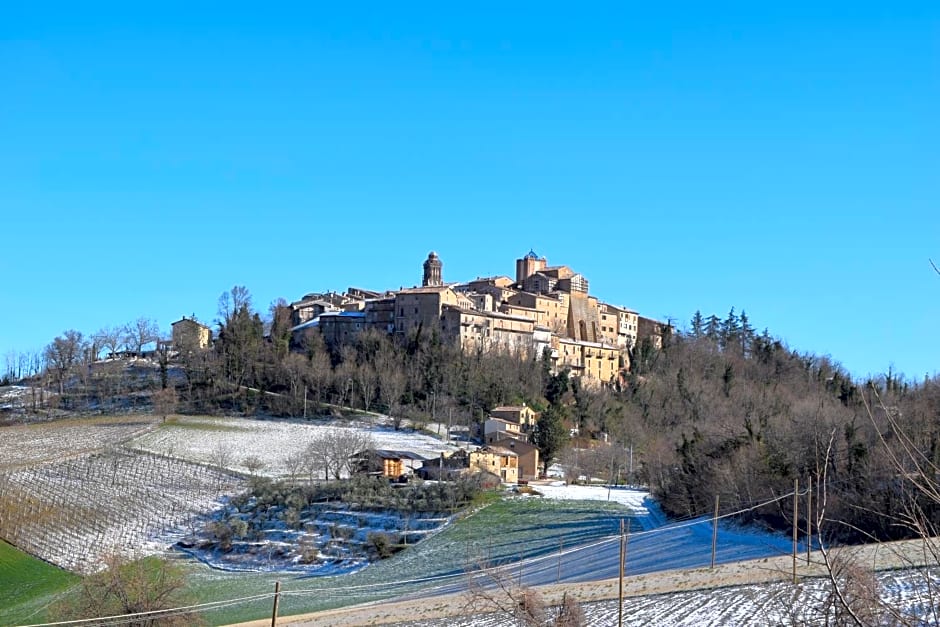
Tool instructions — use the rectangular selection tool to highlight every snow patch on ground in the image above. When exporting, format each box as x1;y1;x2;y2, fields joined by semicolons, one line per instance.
129;416;461;477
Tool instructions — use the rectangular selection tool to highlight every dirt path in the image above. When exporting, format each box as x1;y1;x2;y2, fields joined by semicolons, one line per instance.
228;538;935;626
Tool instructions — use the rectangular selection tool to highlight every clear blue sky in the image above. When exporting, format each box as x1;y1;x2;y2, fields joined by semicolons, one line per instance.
2;3;937;381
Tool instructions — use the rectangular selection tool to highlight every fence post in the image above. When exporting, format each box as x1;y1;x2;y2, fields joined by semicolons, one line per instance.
271;580;281;627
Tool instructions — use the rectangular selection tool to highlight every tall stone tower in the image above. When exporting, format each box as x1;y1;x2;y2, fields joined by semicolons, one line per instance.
422;251;443;287
515;249;547;284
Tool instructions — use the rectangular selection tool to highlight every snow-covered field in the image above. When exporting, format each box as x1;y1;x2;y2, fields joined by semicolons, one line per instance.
129;415;462;477
0;415;156;469
0;385;32;410
387;568;940;626
0;450;244;572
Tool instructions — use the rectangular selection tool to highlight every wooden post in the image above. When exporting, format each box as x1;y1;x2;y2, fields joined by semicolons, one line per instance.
518;550;523;586
557;538;563;583
271;580;281;627
624;518;630;576
806;482;812;564
792;478;798;584
618;519;625;627
711;494;720;569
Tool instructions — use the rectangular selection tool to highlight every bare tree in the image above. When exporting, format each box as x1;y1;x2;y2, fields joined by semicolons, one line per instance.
212;441;234;489
305;428;375;481
378;360;407;427
94;325;125;360
44;330;88;394
282;451;305;483
52;553;203;626
123;317;160;356
463;557;547;626
152;386;178;422
242;455;266;477
307;350;331;407
355;362;379;412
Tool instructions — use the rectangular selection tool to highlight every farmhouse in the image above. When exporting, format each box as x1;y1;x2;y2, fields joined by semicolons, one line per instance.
171;316;212;350
490;437;539;482
351;449;435;479
470;445;519;484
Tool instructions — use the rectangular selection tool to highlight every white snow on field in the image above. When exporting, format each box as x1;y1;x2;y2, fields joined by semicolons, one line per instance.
129;416;461;477
532;482;661;521
0;416;157;468
0;450;244;572
391;568;940;626
0;385;32;409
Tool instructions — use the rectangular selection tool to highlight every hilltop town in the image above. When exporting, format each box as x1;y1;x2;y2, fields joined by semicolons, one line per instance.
293;251;668;385
172;250;668;390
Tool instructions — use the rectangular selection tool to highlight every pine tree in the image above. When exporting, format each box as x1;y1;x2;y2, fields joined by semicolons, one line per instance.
690;310;705;338
705;315;721;342
533;405;569;476
720;307;740;351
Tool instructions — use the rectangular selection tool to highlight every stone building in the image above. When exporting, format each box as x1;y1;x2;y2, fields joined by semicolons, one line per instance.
470;446;519;484
318;311;366;349
506;291;569;334
394;286;468;336
599;304;639;349
439;307;535;355
171;316;212;351
637;315;670;349
491;438;540;481
490;405;539;430
555;337;622;387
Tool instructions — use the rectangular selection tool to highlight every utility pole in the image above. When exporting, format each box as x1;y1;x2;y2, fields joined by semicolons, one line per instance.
270;580;281;627
806;481;812;565
711;494;720;569
628;445;633;484
792;478;799;584
618;519;626;627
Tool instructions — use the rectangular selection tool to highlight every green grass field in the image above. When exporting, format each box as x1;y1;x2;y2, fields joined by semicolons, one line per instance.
0;540;78;625
0;497;634;625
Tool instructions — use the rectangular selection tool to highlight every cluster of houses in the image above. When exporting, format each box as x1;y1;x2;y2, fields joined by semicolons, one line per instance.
354;404;541;485
169;250;668;388
287;250;668;388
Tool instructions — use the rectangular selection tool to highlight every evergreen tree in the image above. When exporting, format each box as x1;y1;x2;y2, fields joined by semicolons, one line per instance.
720;307;740;350
739;309;754;356
533;405;569;476
690;310;705;338
704;315;721;341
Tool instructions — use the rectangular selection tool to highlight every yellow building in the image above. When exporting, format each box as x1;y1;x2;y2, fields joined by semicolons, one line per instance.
470;446;519;484
555;337;622;387
490;405;539;429
394;286;469;335
440;306;535;355
599;304;639;349
506;291;569;335
171;317;211;351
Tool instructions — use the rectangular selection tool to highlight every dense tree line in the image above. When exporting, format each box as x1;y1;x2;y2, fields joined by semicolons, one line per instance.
618;308;940;544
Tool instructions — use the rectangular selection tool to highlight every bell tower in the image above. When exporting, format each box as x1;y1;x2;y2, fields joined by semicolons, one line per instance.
422;251;443;287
